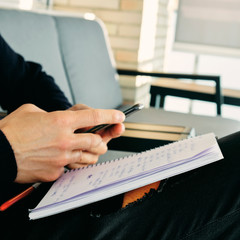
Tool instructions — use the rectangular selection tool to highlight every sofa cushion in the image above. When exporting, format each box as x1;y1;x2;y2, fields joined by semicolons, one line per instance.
0;9;73;103
54;16;122;109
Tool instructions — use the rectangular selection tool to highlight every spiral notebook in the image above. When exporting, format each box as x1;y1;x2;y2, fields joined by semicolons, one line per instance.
29;133;223;220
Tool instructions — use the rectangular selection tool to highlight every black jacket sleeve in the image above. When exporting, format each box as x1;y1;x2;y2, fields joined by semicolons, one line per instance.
0;34;72;113
0;34;73;189
0;130;17;185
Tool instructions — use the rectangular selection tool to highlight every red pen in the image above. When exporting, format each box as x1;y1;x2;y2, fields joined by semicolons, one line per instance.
0;182;41;211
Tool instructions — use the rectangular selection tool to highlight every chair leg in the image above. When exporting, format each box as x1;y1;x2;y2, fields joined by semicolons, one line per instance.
150;94;157;107
160;95;166;108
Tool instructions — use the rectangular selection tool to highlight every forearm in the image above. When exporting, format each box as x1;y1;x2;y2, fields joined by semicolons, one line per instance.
3;61;72;112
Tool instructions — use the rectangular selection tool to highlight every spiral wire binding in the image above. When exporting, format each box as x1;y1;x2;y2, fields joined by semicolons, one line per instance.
65;134;198;174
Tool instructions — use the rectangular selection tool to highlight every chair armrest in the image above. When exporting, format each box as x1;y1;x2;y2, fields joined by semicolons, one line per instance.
117;68;219;81
117;68;223;115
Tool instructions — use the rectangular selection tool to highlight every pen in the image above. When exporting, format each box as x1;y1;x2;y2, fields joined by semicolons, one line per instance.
0;182;41;211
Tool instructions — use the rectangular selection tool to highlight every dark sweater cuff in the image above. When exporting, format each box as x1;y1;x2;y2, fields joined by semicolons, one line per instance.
0;130;17;183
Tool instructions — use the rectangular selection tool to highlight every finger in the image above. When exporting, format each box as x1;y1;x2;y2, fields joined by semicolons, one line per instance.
68;151;99;169
67;150;83;164
70;139;107;160
70;109;125;131
79;151;99;165
70;133;103;151
101;123;125;143
86;140;108;155
68;163;88;169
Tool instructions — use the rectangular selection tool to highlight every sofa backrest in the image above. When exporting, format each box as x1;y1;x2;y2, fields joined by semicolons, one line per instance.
0;9;73;103
0;8;123;109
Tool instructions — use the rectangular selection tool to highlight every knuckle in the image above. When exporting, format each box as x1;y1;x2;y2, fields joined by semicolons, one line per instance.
48;151;70;168
73;104;90;110
89;134;101;149
20;103;36;111
53;132;74;151
50;112;71;127
72;150;82;163
58;151;71;166
58;137;71;151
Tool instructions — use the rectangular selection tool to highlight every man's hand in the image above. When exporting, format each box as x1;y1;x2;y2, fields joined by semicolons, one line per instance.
0;104;125;183
67;104;125;169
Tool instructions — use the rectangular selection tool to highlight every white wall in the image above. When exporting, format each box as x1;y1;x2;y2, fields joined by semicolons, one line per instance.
163;2;240;121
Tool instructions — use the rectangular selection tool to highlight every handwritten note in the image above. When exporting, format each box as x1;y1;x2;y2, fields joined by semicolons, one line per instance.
30;133;223;219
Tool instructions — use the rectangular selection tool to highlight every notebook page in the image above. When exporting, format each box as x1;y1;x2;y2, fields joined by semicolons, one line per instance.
35;133;220;209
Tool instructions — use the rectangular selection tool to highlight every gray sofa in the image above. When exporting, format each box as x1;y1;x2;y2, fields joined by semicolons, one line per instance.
0;7;239;144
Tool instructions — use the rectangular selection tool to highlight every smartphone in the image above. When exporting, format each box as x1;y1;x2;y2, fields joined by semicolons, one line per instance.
76;103;144;134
